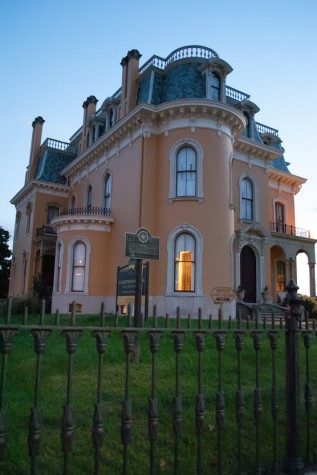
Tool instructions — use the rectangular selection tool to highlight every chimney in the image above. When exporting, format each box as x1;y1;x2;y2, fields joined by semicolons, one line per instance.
81;95;98;152
119;49;141;119
26;116;45;183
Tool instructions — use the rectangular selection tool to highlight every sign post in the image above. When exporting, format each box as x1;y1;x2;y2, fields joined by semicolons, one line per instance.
210;287;236;321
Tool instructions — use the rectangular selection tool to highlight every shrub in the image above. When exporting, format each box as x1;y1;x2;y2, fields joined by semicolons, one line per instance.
299;294;317;319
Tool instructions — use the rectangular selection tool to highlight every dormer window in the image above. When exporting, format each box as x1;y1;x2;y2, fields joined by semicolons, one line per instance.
210;72;220;100
243;112;250;138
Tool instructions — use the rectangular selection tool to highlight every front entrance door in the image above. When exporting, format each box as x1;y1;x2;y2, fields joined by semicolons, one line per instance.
240;245;256;302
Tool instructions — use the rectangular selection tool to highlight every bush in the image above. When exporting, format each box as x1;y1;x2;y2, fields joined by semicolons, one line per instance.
0;295;41;316
299;294;317;319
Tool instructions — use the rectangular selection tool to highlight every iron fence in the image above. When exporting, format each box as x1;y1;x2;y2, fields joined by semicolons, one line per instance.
1;282;317;474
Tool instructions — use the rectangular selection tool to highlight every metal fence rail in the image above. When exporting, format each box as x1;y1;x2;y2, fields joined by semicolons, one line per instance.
0;282;317;474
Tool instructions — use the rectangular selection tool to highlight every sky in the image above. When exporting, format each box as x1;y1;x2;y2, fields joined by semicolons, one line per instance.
0;0;316;294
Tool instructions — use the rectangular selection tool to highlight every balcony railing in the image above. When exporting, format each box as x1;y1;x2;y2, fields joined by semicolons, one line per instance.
256;122;279;137
270;222;311;238
226;86;250;102
36;225;57;237
61;206;111;217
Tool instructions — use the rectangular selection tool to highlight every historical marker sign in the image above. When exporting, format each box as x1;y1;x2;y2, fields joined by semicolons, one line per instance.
210;287;236;303
125;227;160;261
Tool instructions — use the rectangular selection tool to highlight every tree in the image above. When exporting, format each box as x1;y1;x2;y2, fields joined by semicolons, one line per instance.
0;226;12;298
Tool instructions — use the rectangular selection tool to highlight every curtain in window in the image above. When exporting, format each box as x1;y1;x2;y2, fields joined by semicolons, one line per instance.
72;242;86;292
176;147;196;197
174;233;195;291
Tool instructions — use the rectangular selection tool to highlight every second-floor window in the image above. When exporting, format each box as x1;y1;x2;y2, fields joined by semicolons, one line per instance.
275;202;285;232
47;206;59;224
104;174;112;210
241;177;253;220
176;146;196;197
86;185;92;211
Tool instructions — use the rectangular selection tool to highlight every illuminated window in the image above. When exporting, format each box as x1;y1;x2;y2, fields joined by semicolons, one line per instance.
176;147;196;197
276;261;286;292
174;233;195;292
104;174;112;210
241;177;253;220
72;242;86;292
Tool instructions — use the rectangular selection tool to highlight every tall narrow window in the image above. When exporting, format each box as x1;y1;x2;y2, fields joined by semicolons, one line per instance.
15;211;21;240
275;202;285;233
104;174;112;210
210;72;220;100
26;203;32;234
241;178;253;220
70;195;76;213
86;185;92;212
72;242;86;292
176;147;196;197
174;233;195;292
276;260;286;292
47;206;59;224
243;112;250;138
56;242;62;292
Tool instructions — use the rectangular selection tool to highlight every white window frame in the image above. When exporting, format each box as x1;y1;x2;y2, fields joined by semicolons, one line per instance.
169;140;203;202
65;237;91;294
166;225;203;296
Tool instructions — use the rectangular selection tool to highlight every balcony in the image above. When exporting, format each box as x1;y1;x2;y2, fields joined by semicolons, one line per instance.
270;222;311;239
51;206;114;234
36;225;57;237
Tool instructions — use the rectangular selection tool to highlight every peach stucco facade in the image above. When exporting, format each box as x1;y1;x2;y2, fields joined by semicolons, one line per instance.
9;46;316;317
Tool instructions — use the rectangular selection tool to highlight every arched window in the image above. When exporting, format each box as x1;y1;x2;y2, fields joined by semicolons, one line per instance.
176;146;196;197
109;108;114;128
210;72;220;100
174;233;196;292
71;242;86;292
25;203;32;234
15;211;21;239
104;174;112;210
86;185;92;211
241;177;253;220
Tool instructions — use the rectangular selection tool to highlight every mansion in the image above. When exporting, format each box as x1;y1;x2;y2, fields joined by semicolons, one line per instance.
9;45;316;317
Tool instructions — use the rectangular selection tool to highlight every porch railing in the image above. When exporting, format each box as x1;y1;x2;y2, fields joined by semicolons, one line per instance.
61;206;111;217
270;221;311;238
0;282;316;474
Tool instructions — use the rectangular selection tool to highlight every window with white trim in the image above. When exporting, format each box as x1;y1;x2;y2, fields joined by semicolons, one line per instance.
241;177;253;220
174;233;195;292
169;140;203;201
166;225;203;296
71;242;86;292
176;146;196;197
104;174;112;210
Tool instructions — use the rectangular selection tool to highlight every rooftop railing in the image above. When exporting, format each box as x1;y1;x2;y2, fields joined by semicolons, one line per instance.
226;86;250;102
139;45;218;75
256;122;279;137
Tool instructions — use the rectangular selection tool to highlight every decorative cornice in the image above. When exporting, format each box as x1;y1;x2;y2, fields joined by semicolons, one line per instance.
62;99;246;178
10;180;71;206
51;215;114;233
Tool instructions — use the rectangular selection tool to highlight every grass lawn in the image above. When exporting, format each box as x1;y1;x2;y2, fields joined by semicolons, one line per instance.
0;313;317;474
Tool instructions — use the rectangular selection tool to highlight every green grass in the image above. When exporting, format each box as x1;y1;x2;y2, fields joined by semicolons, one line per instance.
0;314;317;474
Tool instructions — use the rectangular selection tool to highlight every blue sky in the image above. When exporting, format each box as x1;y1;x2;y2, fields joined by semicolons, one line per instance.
1;0;316;293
